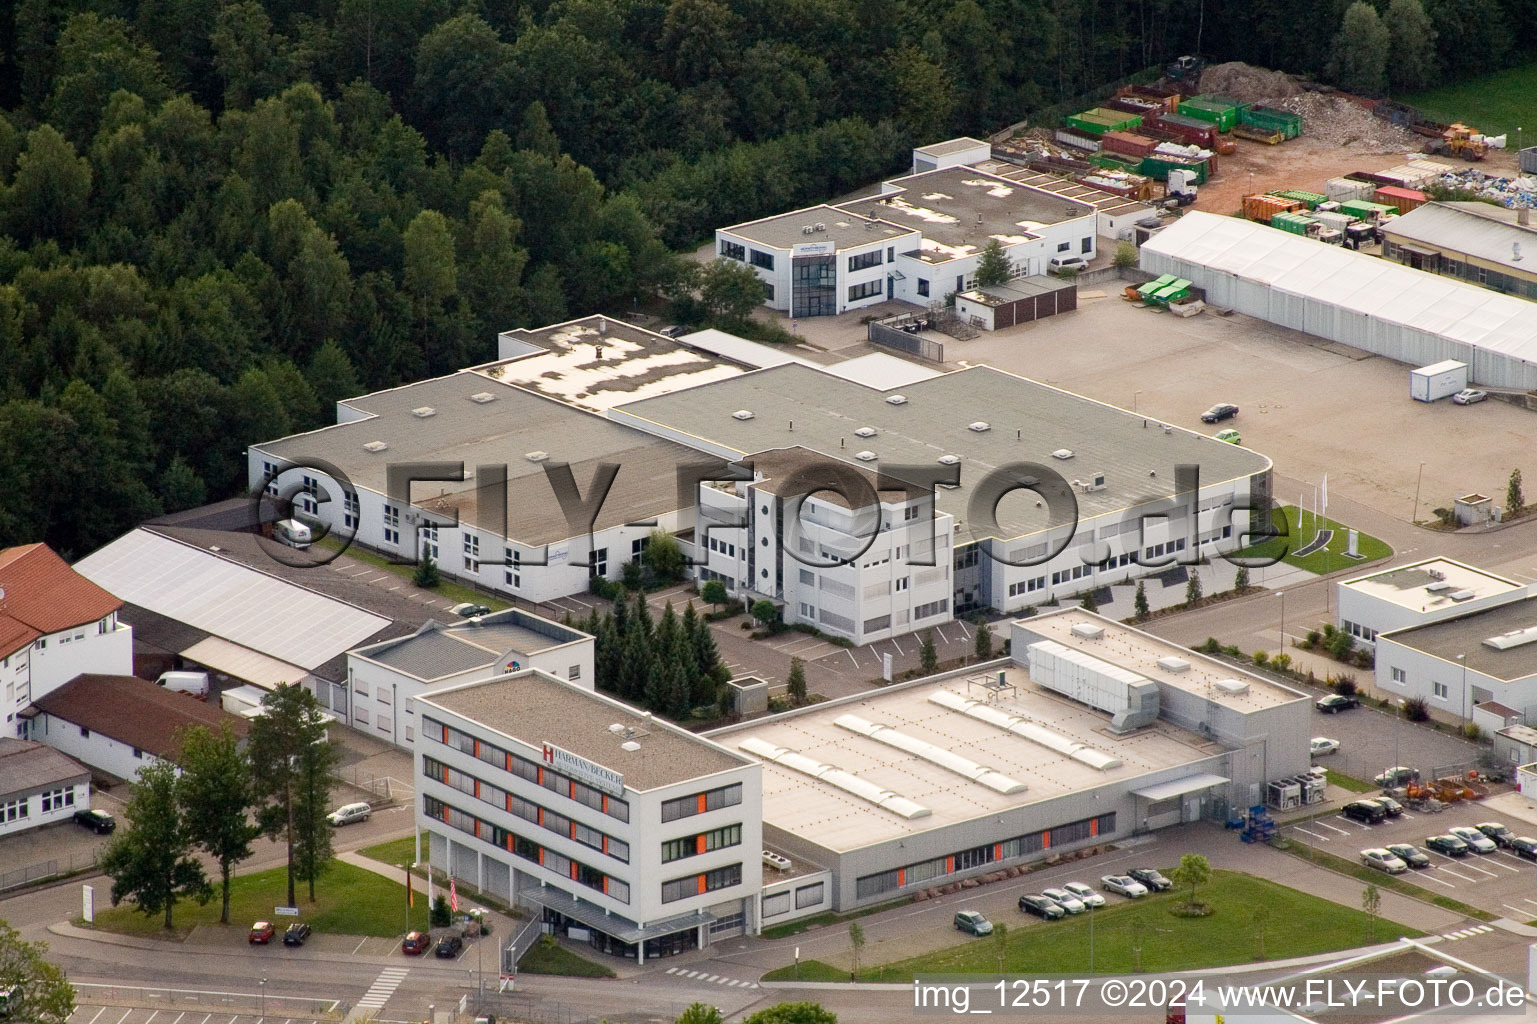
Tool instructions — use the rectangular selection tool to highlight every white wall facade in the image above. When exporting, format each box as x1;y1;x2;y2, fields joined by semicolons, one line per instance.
1373;640;1529;721
28;615;134;702
1338;585;1532;649
891;216;1097;306
714;228;923;316
0;779;88;839
30;712;164;781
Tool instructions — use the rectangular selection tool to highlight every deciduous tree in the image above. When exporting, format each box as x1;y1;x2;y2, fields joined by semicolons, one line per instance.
0;920;75;1024
99;759;211;930
177;722;260;924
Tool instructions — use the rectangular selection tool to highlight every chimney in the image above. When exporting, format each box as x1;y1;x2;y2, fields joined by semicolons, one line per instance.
1520;207;1531;227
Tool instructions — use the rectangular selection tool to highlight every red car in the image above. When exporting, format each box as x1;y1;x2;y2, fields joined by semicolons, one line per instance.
249;921;275;944
402;931;430;956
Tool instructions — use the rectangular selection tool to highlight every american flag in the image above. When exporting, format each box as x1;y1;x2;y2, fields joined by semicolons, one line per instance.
450;878;459;912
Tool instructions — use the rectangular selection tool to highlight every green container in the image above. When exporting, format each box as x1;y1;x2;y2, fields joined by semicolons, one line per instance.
1177;96;1239;132
1339;200;1396;221
1241;106;1303;139
1270;212;1318;235
1138;274;1177;301
1139;155;1209;184
1150;279;1192;306
1090;150;1141;171
1269;190;1328;210
1065;107;1143;136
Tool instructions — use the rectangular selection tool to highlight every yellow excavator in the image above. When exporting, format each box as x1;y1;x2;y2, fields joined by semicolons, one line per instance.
1441;123;1488;162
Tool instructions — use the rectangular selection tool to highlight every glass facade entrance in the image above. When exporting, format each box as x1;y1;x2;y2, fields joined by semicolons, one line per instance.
540;907;700;962
792;255;836;317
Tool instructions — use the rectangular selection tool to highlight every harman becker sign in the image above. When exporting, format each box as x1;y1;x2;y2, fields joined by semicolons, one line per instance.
792;241;835;257
542;742;625;797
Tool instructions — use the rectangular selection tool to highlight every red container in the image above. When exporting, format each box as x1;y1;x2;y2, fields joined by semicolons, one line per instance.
1145;112;1218;148
1101;130;1158;158
1373;185;1428;213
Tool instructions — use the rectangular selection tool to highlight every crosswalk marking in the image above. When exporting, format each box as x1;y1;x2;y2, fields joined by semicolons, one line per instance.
356;967;410;1010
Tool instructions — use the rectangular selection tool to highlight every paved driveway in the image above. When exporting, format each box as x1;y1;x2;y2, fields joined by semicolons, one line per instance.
1306;702;1485;788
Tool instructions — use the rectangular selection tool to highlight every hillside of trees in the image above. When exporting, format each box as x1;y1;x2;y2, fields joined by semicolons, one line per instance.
0;0;1530;557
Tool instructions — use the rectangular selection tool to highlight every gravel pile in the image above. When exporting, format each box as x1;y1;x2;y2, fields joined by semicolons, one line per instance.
1273;93;1417;149
1197;62;1302;102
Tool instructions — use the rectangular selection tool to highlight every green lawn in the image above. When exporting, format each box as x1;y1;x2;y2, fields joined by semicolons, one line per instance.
1403;63;1537;137
312;536;512;613
761;871;1419;981
358;835;422;867
1325;769;1376;793
92;860;431;939
1235;506;1390;573
518;937;617;977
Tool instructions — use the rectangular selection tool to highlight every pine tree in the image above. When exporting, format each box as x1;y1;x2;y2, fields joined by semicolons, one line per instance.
974;239;1012;287
920;630;938;674
1185;572;1204;607
412;552;440;588
1134;581;1150;620
1080;591;1098;612
787;657;807;705
1234;565;1250;591
1508;469;1524;515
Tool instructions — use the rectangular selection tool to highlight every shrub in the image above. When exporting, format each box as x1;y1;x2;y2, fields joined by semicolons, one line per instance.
1404;697;1430;722
1080;591;1098;612
1332;674;1357;697
1200;637;1222;654
750;599;779;626
1234;565;1249;591
1326;630;1355;659
1353;649;1374;669
1252;651;1269;667
1112;240;1138;268
1462;722;1483;742
1322;624;1337;640
1223;644;1243;658
412;553;441;588
431;894;451;928
621;559;645;590
1304;630;1322;649
1272;653;1292;672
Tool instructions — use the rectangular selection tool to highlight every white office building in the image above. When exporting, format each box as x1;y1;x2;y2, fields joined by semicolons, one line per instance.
1337;557;1531;648
413;670;762;962
1375;596;1537;722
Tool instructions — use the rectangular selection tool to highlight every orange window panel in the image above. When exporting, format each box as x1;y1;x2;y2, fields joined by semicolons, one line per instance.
697;793;707;814
1090;819;1098;837
946;856;954;874
697;874;707;895
898;868;906;887
1042;832;1051;850
696;834;706;855
570;862;578;880
994;843;1002;861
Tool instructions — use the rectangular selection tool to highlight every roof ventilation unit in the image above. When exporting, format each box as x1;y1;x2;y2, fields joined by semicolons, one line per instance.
412;406;437;418
362;441;389;453
938;454;960;466
1157;656;1191;673
1448;589;1476;601
620;740;641;752
854;451;877;462
802;226;815;235
1025;640;1160;733
525;451;549;462
469;392;497;404
968;421;991;432
814;222;827;231
732;409;755;421
854;426;878;438
1052;449;1074;460
1425;581;1452;593
1485;627;1537;650
1070;623;1104;640
886;395;908;406
1214;679;1250;696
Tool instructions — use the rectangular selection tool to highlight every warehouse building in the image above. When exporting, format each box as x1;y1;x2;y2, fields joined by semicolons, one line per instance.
1336;557;1531;648
1381;202;1537;303
413;670;762;961
1375;596;1537;723
612;362;1271;641
954;276;1078;330
1140;212;1537;389
706;608;1310;915
717;166;1096;316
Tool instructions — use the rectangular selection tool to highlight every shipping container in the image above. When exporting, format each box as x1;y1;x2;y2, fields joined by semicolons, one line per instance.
1324;176;1377;202
1106;97;1162;117
1240;105;1303;139
1090;150;1141;173
1269;190;1329;210
1522;146;1537;175
1232;123;1284;145
1214;137;1238;156
1065;108;1143;136
1146;112;1219;147
1055;127;1101;152
1339;200;1397;224
1139;154;1209;184
1116;85;1181;112
1373;186;1428;213
1242;193;1303;224
1177;95;1242;132
1410;360;1468;402
1101;130;1159;158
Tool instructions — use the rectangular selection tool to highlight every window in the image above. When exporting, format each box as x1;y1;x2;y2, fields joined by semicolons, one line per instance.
343;491;359;529
1433;681;1449;700
895;577;909;592
133;747;143;759
376;687;391;704
41;787;73;811
1057;241;1070;252
1081;237;1093;254
383;504;400;545
848;280;883;302
661;783;743;822
917;279;930;297
763;892;791;917
568;664;581;681
661;863;742;903
1391;667;1406;683
590;547;608;578
913;598;948;619
720;240;745;261
764;284;774;301
263;461;279;496
1;798;27;822
795;882;825;909
632;536;650;559
505;548;520;588
79;726;89;738
463;534;480;573
887;247;895;261
848;251;882;272
799;602;815;618
749;249;774;270
661;824;743;863
420;524;438;560
904;505;921;522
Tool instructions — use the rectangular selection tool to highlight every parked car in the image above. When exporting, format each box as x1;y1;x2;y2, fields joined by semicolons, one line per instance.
1452;389;1488;405
1309;737;1340;757
448;602;492;618
1315;694;1360;713
1040;887;1086;914
1062;881;1106;908
1101;875;1149;898
1341;800;1386;824
1370;796;1404;818
1213;428;1242;445
1048;256;1088;275
1509;837;1537;860
283;922;312;946
1360;848;1408;874
1018;894;1066;920
73;808;116;833
326;801;371;826
1448;826;1497;854
435;935;464;958
249;921;275;944
953;910;993;936
1128;867;1173;892
1201;403;1239;423
657;325;691;339
1385;843;1432;869
1475;822;1516;848
402;931;431;955
1374;766;1419;789
1425;834;1470;857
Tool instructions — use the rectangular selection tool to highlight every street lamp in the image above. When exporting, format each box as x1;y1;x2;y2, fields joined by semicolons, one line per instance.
1133;390;1143;413
1395;698;1405;773
259;977;266;1020
1412;461;1426;523
1275;591;1286;653
1457;653;1468;719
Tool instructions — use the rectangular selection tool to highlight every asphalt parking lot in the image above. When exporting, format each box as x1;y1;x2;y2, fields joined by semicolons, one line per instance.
1305;702;1484;790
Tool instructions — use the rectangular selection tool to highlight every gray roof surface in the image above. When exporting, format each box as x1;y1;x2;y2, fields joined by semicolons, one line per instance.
987;164;1156;218
960;276;1075;307
837;167;1096;265
613;363;1270;541
0;739;89;799
1381;597;1537;681
253;371;712;546
916;137;990;158
363;629;499;679
422;673;751;791
721;205;915;253
1383;202;1537;275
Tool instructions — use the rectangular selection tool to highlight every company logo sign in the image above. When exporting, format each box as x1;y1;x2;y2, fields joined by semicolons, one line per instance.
542;742;625;797
792;241;835;257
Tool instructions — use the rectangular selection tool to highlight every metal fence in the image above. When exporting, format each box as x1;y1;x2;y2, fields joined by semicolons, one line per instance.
74;984;341;1020
0;851;97;893
868;314;945;361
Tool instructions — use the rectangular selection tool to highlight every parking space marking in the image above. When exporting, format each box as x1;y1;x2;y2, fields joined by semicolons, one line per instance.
1458;860;1498;878
1417;872;1454;888
1292;827;1332;842
1317;821;1350;835
1436;866;1478;883
170;1012;184;1024
146;1012;157;1024
87;1009;106;1024
1334;816;1371;830
1484;857;1522;873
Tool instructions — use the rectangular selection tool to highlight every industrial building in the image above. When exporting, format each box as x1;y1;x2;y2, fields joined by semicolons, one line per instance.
705;608;1310;915
612;362;1271;641
975;161;1158;240
1336;557;1532;648
1375;596;1537;723
1140;212;1537;390
717;165;1097;316
953;276;1078;330
1381;202;1537;303
0;739;91;839
347;610;592;749
413;669;762;961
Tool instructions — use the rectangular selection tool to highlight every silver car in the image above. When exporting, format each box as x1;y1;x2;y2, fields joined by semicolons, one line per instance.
1452;389;1488;405
1040;887;1086;913
1360;848;1408;874
1062;881;1106;908
1448;826;1497;854
1101;874;1149;898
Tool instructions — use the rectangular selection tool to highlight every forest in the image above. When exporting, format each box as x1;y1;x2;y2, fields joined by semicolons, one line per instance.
0;0;1531;556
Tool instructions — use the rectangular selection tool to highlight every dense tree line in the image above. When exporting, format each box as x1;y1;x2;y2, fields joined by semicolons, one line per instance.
575;591;730;720
0;0;1529;557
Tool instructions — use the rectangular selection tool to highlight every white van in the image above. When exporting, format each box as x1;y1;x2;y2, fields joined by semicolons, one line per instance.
274;518;313;549
327;802;371;826
155;670;210;699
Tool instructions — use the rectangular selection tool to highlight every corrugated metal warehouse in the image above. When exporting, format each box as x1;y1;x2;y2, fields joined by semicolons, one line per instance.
1140;212;1537;389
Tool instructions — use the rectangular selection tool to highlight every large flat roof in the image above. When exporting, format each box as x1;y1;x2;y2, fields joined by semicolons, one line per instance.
612;363;1271;541
721;205;915;253
253;371;712;546
357;610;584;682
1380;596;1537;682
837;167;1096;265
481;315;747;412
711;668;1224;851
916;137;989;158
1019;609;1304;711
983;163;1156;219
1383;202;1537;275
420;671;752;792
1340;557;1526;611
